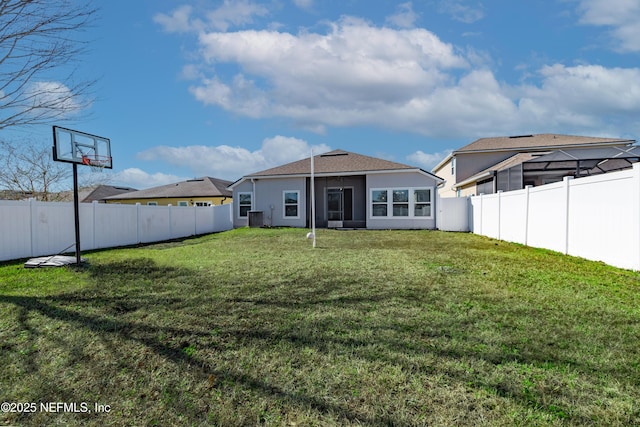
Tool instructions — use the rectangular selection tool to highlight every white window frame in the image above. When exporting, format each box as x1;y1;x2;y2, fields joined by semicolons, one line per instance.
369;187;434;219
238;192;252;218
371;189;388;217
283;190;300;219
451;157;456;176
177;201;189;207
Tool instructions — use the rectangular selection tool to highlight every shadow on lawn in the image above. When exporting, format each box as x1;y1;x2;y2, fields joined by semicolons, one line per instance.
2;257;637;425
1;258;398;425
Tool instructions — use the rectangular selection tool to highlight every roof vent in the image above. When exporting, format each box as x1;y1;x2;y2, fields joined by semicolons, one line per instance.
320;152;348;157
509;135;534;139
186;178;204;182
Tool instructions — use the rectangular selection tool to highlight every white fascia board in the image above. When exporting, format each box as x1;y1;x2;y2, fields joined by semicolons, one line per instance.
432;153;454;173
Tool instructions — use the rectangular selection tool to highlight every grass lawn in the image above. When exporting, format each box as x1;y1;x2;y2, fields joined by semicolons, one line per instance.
1;228;639;426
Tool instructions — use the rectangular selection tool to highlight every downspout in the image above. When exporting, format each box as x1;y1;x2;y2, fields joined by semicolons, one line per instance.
492;171;497;194
250;178;256;211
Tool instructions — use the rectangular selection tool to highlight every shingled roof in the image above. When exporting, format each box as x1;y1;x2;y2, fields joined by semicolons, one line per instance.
246;149;421;177
82;185;137;203
105;177;232;200
455;134;633;153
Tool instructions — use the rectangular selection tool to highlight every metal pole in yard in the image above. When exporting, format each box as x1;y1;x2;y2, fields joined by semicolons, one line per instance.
311;149;316;248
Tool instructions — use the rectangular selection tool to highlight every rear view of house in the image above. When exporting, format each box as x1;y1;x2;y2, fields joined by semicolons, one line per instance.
228;149;444;229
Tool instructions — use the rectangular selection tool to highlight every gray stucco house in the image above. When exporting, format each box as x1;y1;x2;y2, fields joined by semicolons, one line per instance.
228;149;444;229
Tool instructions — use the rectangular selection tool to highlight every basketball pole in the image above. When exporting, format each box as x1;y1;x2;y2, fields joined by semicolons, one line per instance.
72;163;82;265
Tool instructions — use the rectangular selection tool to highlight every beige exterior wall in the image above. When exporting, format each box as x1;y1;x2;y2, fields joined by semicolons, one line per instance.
106;196;231;206
433;158;457;197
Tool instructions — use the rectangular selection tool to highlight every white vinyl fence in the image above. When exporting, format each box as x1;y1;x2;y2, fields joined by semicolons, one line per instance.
470;162;640;270
0;200;233;262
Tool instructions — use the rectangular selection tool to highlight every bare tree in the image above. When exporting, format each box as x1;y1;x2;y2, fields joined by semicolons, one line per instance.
0;0;97;130
0;139;113;201
0;139;70;200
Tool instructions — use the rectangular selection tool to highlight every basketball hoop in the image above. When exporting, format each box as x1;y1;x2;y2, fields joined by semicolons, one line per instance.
81;154;112;170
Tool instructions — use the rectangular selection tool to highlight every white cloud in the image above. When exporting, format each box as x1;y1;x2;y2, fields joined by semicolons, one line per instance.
386;2;419;29
515;64;640;132
154;1;269;33
159;12;640;140
153;5;196;33
26;81;81;117
189;17;468;133
136;136;331;180
111;168;188;189
577;0;640;52
292;0;313;11
407;149;452;170
438;0;485;24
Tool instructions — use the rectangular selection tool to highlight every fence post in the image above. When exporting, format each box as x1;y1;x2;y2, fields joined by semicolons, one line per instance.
91;201;97;250
563;176;573;255
136;203;141;243
497;191;502;240
29;198;36;257
635;163;640;270
524;185;531;246
478;194;483;235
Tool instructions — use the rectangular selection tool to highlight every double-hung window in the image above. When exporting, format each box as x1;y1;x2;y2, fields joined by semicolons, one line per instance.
392;190;409;216
283;191;300;218
413;189;431;217
238;192;252;217
371;190;388;216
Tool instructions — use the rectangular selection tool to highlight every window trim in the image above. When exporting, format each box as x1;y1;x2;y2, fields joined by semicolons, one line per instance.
238;192;252;218
371;189;388;217
282;190;300;219
369;187;434;219
177;201;189;207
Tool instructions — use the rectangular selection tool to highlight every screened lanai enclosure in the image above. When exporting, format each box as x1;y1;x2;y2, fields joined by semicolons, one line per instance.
485;146;640;193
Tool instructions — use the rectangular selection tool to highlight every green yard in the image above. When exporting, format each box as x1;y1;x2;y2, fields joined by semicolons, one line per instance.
1;228;639;426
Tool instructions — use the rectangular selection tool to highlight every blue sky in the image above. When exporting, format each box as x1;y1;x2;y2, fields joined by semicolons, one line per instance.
15;0;640;188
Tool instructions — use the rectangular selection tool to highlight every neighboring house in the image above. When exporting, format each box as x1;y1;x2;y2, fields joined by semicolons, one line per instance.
433;134;635;197
228;149;444;229
81;185;137;203
104;177;233;206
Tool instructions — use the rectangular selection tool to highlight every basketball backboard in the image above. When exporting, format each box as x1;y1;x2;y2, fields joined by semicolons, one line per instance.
52;126;112;169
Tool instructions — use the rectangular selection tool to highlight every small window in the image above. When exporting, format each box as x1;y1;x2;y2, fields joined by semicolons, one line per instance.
414;189;431;217
283;191;299;218
392;189;409;217
195;201;212;207
451;157;456;176
371;190;388;217
177;201;189;207
238;192;252;217
147;201;158;206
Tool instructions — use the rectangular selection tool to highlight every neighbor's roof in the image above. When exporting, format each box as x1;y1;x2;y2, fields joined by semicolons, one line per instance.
82;185;137;202
455;134;634;154
453;153;541;189
104;177;233;200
